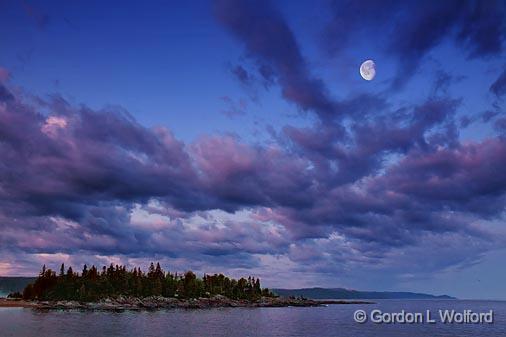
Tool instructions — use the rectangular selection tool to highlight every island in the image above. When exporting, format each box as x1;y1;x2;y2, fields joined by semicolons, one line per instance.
2;264;372;310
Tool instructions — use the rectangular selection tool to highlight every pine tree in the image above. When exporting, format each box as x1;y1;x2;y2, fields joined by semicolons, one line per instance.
21;263;275;301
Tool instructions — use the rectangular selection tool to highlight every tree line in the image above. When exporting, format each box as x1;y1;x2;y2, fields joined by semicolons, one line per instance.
21;263;273;301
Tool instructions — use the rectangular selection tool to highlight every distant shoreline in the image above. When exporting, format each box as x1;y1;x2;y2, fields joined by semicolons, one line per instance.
0;296;373;311
273;288;456;300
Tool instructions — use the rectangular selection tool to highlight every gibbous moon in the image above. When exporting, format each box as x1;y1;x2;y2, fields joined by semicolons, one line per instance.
360;60;376;81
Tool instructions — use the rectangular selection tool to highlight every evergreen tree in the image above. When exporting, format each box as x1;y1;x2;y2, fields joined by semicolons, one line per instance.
21;263;273;301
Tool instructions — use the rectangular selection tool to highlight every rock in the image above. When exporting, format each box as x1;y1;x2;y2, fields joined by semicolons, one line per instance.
31;295;372;311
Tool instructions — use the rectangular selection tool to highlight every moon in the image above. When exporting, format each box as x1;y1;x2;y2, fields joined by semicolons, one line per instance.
360;60;376;81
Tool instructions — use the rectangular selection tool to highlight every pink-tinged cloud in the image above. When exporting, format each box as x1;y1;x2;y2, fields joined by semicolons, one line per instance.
0;67;10;82
0;80;505;287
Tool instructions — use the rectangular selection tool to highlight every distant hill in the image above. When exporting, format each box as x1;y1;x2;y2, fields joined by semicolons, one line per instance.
0;277;36;297
272;287;455;300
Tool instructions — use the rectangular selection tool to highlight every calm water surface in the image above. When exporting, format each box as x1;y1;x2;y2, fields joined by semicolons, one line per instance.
1;300;505;337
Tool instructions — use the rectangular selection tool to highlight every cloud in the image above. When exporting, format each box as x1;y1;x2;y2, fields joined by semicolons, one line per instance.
457;0;506;57
230;65;253;86
21;0;50;30
0;67;10;82
220;96;247;118
495;117;506;134
324;0;506;87
0;76;505;288
0;84;14;102
490;69;506;98
1;0;505;293
214;0;338;121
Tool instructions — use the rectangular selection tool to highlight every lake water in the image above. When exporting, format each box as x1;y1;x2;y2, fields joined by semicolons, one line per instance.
1;300;505;337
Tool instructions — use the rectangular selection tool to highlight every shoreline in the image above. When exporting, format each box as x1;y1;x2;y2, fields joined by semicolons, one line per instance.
0;296;373;311
0;299;38;308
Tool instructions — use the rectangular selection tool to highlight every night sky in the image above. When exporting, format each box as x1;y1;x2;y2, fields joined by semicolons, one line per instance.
1;0;505;299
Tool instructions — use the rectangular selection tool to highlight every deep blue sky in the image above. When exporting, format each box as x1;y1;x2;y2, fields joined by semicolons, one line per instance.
0;0;505;299
3;0;500;141
2;0;304;142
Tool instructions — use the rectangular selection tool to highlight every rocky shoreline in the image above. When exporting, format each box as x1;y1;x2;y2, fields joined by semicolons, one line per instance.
1;296;373;311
